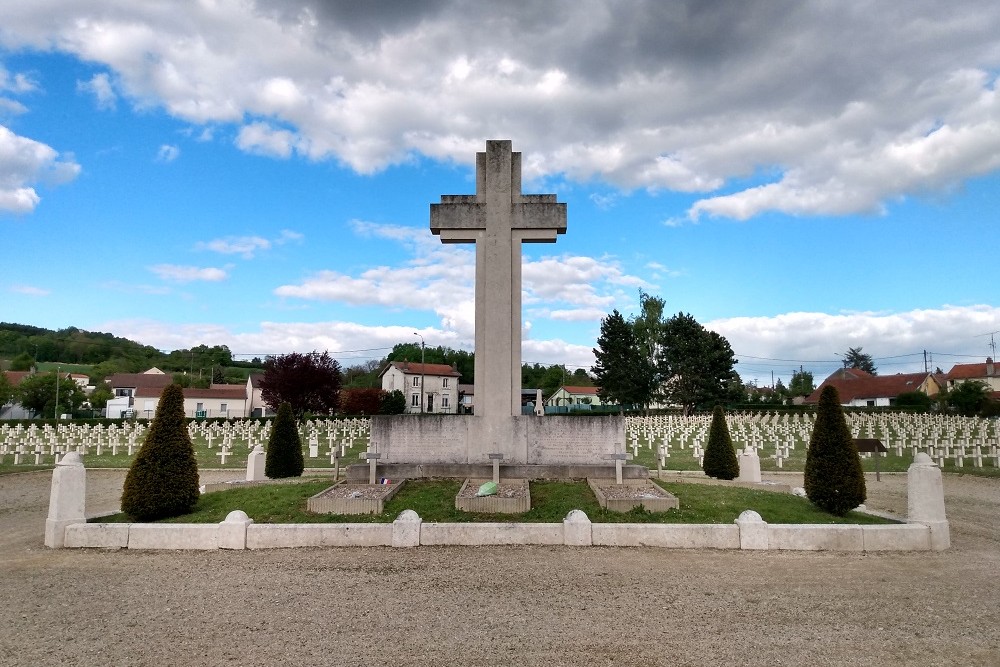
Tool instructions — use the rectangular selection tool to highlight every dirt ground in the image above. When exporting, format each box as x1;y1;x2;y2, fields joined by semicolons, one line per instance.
1;469;997;667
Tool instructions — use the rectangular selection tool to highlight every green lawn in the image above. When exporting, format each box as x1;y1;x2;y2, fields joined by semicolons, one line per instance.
93;477;894;525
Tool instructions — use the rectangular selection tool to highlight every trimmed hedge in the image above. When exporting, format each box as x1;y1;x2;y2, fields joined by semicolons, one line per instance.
804;386;867;516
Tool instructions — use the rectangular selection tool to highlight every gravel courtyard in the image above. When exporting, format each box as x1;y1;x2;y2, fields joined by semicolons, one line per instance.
1;469;997;667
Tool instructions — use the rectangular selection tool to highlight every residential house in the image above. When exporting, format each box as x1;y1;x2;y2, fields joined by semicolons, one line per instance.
545;385;604;409
132;384;250;418
457;383;474;414
804;368;941;407
246;374;274;417
107;368;250;418
943;358;1000;396
379;361;462;414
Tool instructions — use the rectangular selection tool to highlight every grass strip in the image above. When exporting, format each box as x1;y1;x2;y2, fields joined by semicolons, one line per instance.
92;477;894;525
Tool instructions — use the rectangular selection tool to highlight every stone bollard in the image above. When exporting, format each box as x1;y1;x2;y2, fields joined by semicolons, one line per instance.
735;509;768;550
392;509;421;548
246;444;266;481
737;446;761;483
563;509;592;546
907;452;950;550
219;510;254;550
45;452;87;548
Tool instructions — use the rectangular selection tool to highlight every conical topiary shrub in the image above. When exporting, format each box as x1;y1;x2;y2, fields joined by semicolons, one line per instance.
120;383;200;521
703;404;739;480
804;385;866;516
265;401;304;478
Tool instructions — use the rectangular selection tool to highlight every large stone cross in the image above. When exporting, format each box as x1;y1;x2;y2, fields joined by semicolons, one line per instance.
431;140;566;418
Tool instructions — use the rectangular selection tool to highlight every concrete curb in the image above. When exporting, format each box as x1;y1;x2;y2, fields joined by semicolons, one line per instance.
63;511;942;551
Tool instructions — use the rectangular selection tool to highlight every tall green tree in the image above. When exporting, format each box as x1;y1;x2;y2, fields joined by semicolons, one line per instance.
703;405;739;479
0;371;15;407
788;369;815;397
804;385;866;516
842;347;877;375
259;351;343;417
16;372;87;417
592;310;651;412
660;313;738;415
10;352;35;371
120;384;200;521
265;402;304;479
630;290;668;407
945;380;990;417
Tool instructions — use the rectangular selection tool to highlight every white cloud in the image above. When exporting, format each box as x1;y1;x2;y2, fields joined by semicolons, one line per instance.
76;72;117;110
710;304;1000;384
0;98;28;116
9;284;50;296
0;66;36;94
0;124;80;213
156;144;180;162
196;229;303;258
148;264;228;283
1;3;997;218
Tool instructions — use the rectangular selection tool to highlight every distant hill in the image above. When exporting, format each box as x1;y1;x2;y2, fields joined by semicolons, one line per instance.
0;322;263;381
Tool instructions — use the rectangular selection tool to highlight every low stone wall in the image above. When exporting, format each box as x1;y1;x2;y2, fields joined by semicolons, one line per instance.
46;452;952;552
61;511;939;551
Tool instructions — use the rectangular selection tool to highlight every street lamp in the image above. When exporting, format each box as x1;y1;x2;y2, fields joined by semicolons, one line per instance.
413;332;425;413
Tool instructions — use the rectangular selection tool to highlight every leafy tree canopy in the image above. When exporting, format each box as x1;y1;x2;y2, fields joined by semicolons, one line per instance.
945;380;990;417
660;313;738;415
592;310;652;412
16;372;87;417
259;351;343;417
842;346;877;375
788;369;815;397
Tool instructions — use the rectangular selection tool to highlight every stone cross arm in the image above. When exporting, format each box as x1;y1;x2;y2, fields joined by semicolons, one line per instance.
430;198;566;242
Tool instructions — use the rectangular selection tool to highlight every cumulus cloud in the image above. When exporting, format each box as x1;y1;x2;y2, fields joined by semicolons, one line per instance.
0;124;80;213
1;2;997;218
709;304;1000;384
273;220;647;341
196;229;303;258
9;284;50;296
76;72;117;110
148;264;228;282
156;144;180;162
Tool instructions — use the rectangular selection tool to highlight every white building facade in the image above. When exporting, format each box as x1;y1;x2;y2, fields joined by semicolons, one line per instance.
379;361;462;414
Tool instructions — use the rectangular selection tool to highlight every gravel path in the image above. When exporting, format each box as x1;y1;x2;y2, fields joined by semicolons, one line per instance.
1;470;998;666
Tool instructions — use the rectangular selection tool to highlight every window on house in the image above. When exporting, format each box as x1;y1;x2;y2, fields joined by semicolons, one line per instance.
443;378;449;388
442;396;450;408
220;403;228;413
411;393;420;407
412;377;420;387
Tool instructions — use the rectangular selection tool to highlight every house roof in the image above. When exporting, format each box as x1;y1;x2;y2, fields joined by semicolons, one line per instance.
134;384;248;400
2;371;32;386
107;373;173;390
380;361;462;378
804;369;932;404
558;385;600;395
945;359;997;380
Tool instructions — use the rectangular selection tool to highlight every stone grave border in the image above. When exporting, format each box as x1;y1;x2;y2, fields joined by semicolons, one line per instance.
455;478;531;514
586;478;679;513
45;453;950;552
307;480;406;515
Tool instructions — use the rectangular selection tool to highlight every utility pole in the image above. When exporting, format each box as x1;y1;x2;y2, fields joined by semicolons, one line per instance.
413;332;426;413
54;365;60;419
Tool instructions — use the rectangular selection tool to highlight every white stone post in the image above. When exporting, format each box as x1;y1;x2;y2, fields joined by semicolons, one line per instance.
563;509;592;546
246;444;266;481
392;510;422;548
44;452;87;549
907;452;950;550
736;509;768;550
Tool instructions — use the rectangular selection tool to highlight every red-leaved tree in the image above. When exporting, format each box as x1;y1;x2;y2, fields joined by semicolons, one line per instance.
259;351;342;417
340;387;384;415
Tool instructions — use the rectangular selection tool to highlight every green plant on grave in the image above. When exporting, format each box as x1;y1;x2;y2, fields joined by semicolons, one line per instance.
702;404;739;480
804;386;866;516
120;383;200;521
265;401;304;479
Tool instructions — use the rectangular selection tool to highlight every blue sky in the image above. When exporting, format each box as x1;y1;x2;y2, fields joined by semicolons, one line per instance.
2;1;999;386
